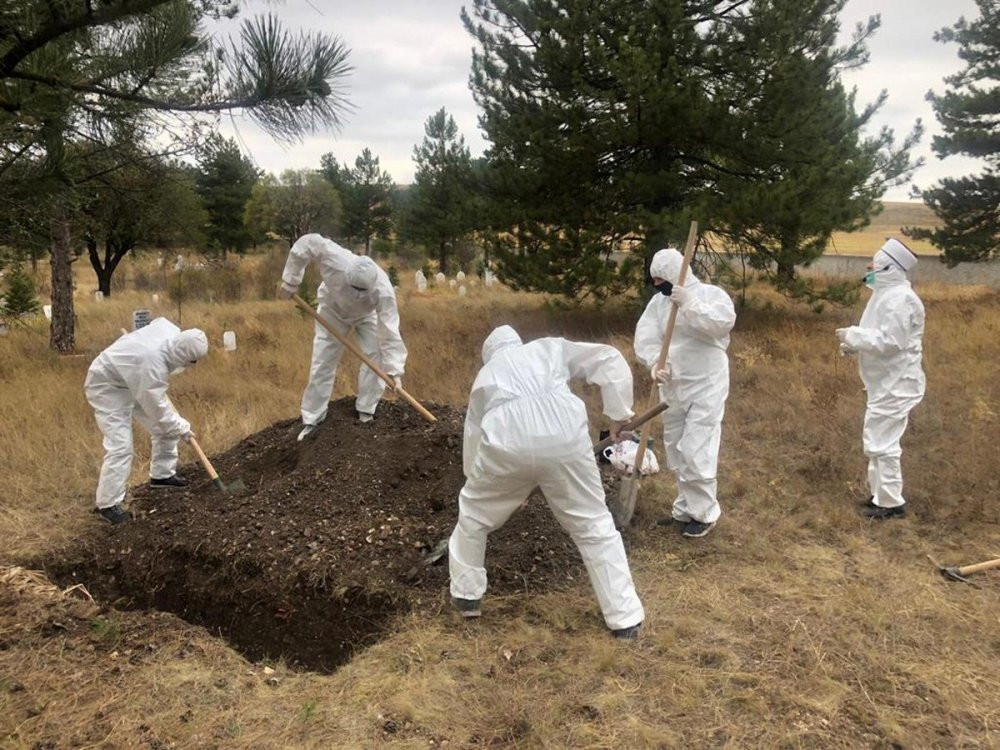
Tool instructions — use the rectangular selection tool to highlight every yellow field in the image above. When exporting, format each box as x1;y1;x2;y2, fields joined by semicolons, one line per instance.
2;256;1000;748
828;201;941;256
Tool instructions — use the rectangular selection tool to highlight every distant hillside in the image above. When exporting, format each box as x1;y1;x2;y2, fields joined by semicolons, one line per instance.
828;201;941;256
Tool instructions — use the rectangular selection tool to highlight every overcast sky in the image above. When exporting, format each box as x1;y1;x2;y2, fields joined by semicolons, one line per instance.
218;0;983;202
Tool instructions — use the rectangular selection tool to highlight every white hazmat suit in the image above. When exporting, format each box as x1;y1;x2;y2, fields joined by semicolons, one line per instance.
634;248;736;527
449;325;645;632
84;318;208;509
837;239;924;511
280;234;407;424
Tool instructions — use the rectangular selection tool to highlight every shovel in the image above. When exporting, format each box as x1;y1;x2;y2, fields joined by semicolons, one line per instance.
290;293;437;423
931;555;1000;584
609;220;699;529
187;436;246;494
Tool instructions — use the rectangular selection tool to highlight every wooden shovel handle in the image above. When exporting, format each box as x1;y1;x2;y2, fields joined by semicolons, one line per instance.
959;557;1000;576
593;401;669;454
630;221;698;475
187;436;219;481
291;294;437;423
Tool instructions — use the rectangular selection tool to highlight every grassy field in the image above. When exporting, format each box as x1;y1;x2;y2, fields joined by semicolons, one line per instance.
828;201;941;256
2;256;1000;748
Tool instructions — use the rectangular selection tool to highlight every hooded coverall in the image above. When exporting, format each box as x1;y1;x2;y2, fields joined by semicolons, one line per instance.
84;318;207;509
634;248;737;525
839;254;925;509
281;234;407;423
449;325;645;631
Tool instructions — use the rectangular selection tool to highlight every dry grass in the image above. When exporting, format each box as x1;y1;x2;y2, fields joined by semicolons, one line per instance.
829;201;941;256
2;258;1000;748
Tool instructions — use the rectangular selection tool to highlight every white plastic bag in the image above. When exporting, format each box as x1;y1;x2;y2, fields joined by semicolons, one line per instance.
602;439;660;476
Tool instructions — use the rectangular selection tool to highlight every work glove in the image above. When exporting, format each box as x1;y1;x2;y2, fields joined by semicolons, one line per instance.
839;342;858;357
392;376;403;391
609;419;633;444
182;431;195;443
835;327;851;344
277;282;295;300
669;284;691;307
650;362;671;383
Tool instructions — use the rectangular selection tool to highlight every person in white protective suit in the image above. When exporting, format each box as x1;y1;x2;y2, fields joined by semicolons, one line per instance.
278;234;408;440
634;248;737;538
836;238;924;520
84;318;208;525
448;325;646;639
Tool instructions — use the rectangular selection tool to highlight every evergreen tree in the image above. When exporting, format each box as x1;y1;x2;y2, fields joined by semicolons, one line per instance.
1;264;40;322
401;108;476;274
909;0;999;265
463;0;918;302
0;2;353;351
319;148;396;254
195;134;260;258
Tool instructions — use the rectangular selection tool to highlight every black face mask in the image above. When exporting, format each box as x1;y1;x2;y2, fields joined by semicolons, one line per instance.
653;279;674;296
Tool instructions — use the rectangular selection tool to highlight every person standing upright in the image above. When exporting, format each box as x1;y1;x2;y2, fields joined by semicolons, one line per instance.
634;247;736;538
837;238;924;520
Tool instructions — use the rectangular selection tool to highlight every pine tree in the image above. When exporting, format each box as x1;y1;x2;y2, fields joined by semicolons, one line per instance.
1;265;40;322
909;0;999;265
196;135;260;258
401;109;476;274
462;0;918;302
320;148;395;254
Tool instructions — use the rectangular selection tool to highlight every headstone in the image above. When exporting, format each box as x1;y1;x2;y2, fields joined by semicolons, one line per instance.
449;279;457;289
456;271;466;281
156;255;164;269
174;255;185;271
223;331;237;352
458;285;467;297
484;270;496;288
415;270;427;293
435;272;446;285
152;293;160;304
94;291;104;302
132;308;151;330
42;304;52;320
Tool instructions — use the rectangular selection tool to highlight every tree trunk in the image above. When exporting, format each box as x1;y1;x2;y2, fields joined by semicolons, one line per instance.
49;214;75;353
438;241;448;275
86;234;128;298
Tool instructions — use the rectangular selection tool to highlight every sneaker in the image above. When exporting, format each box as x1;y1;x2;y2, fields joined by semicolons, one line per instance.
150;474;188;489
297;423;320;442
96;504;132;525
357;412;374;424
611;622;642;640
452;597;482;618
862;504;906;520
682;520;716;538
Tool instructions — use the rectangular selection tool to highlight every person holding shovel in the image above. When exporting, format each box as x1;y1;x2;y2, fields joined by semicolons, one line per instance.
448;325;645;640
84;317;208;525
836;238;924;520
278;233;407;440
634;247;736;539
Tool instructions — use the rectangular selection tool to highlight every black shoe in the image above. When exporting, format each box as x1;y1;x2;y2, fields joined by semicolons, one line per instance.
612;622;642;640
682;520;716;538
859;495;877;508
150;474;188;489
862;504;906;520
96;504;132;525
452;597;482;618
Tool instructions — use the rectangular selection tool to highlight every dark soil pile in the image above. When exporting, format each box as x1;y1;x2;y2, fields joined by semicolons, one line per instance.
46;398;600;672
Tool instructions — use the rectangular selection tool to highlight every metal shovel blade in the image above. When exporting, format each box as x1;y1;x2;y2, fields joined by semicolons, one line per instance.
211;476;246;495
610;475;640;529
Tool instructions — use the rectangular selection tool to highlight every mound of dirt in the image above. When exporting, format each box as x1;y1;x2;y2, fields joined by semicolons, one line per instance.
46;398;598;672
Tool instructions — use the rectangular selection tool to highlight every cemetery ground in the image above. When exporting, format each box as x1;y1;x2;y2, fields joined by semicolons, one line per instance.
1;257;1000;748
